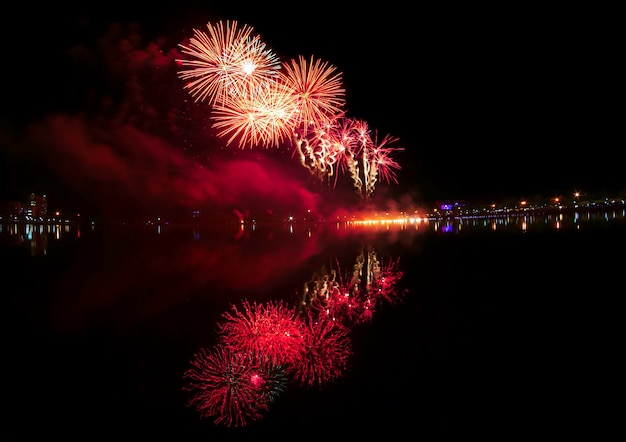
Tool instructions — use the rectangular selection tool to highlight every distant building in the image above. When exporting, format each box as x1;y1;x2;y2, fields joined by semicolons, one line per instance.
0;193;47;221
25;193;48;220
1;201;23;220
435;200;469;217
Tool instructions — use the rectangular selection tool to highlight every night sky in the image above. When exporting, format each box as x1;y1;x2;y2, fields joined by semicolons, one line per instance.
1;3;622;217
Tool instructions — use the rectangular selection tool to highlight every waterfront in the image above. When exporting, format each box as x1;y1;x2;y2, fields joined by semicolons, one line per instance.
1;209;623;441
3;204;626;256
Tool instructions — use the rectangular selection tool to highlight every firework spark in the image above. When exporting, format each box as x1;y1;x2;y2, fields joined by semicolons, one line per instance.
178;20;281;107
292;114;402;198
289;312;352;389
300;247;407;326
217;299;305;366
182;345;287;427
364;131;403;196
280;55;346;137
178;20;402;198
184;248;406;426
211;82;298;148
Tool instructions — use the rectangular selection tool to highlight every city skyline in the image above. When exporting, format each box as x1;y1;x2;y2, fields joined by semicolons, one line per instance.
2;187;624;228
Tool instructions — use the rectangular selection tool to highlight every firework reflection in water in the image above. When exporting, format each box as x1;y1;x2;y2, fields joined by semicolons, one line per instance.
182;344;287;428
183;247;407;427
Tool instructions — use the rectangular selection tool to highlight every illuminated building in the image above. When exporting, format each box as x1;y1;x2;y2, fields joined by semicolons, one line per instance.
0;193;47;222
25;193;48;220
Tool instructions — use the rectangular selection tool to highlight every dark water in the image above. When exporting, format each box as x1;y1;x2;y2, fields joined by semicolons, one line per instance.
1;212;623;441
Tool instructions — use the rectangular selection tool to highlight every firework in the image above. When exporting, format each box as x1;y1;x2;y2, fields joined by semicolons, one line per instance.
184;249;407;427
298;257;371;327
370;256;408;305
182;345;287;427
363;131;403;197
178;20;403;198
280;55;346;137
211;82;298;148
288;312;352;389
291;113;358;188
323;116;366;190
217;299;305;366
345;119;403;198
300;247;406;326
178;20;281;107
292;114;402;198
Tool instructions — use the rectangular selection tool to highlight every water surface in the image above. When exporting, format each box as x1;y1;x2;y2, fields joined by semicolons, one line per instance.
1;210;622;440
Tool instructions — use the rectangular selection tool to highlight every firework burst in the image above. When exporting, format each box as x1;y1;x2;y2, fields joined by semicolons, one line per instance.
217;299;305;366
178;19;403;198
299;247;407;326
292;114;402;198
184;249;407;426
178;20;281;107
364;131;403;196
370;255;408;305
280;55;346;137
288;311;352;389
211;82;298;148
182;345;287;427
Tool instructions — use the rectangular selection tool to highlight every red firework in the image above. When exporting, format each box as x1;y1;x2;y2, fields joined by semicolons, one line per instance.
184;251;407;427
324;281;374;326
302;250;407;326
292;113;356;187
288;311;353;389
182;345;286;427
217;299;305;366
367;132;403;185
370;256;408;304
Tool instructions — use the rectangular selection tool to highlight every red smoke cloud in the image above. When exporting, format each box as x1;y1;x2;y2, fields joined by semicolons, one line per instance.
24;114;321;221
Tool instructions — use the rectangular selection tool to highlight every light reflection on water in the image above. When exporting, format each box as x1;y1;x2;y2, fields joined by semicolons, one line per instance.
332;207;626;235
432;208;626;234
2;207;624;334
0;221;82;255
2;208;626;256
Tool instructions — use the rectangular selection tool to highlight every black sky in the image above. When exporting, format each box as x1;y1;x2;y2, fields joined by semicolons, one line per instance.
1;3;622;212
